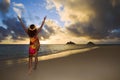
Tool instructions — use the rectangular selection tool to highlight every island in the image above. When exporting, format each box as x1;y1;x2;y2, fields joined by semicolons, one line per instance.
87;41;95;46
66;41;76;45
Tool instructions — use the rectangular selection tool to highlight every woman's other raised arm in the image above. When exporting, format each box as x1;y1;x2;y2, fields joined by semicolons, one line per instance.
37;16;46;34
17;16;28;33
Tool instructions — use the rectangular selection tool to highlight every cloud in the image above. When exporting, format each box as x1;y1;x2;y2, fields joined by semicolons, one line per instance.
0;17;62;42
40;19;87;44
46;0;120;40
0;26;9;42
12;2;24;8
44;19;61;34
46;0;96;24
38;19;62;40
34;16;41;20
109;28;120;38
46;0;55;10
2;17;27;40
0;0;10;13
12;2;25;18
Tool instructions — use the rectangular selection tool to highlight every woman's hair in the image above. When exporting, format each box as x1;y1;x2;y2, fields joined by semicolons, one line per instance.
28;24;37;37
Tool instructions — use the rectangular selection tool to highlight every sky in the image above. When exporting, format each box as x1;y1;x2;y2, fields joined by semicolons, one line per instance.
0;0;120;44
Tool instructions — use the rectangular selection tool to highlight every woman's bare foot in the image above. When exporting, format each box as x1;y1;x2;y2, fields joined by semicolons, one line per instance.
28;67;33;74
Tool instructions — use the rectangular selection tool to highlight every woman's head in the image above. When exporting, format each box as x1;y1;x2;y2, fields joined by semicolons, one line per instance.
28;24;37;37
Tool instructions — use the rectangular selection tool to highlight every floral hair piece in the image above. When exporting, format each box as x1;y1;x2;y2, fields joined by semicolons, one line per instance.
29;26;36;31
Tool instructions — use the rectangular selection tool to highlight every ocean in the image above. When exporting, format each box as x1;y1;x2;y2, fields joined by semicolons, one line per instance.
0;44;87;60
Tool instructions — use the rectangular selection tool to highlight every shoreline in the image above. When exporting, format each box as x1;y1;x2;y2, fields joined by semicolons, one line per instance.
0;44;120;61
0;46;98;66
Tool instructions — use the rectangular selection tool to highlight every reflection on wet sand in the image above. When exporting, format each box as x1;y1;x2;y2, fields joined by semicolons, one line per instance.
5;47;98;65
39;47;98;61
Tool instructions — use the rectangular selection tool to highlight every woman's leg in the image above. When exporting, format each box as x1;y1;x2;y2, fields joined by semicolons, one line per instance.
28;56;33;73
34;52;38;70
34;45;40;70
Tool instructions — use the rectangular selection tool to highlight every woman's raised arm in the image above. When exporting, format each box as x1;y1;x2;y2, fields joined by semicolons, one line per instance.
37;16;47;34
17;16;28;33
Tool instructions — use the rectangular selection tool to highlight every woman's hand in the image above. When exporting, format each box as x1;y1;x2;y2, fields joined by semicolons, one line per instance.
17;16;21;21
44;16;47;21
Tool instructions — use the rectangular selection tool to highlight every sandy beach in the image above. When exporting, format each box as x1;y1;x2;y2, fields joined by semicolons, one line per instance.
0;45;120;80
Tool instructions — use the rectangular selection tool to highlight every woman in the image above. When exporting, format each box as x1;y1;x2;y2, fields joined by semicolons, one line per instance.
18;16;46;74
